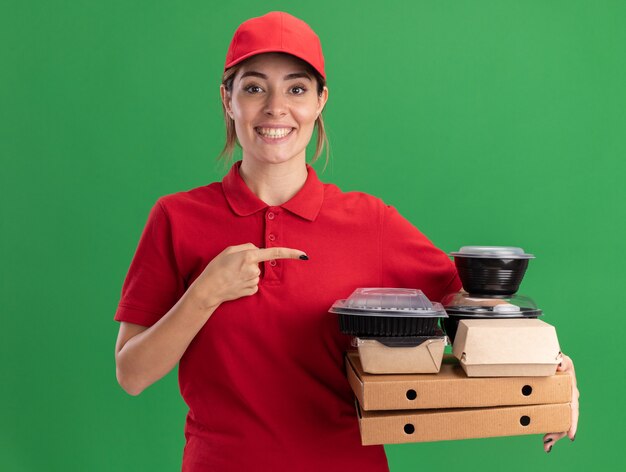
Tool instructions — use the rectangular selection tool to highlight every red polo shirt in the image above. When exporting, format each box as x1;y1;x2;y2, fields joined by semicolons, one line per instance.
115;162;461;472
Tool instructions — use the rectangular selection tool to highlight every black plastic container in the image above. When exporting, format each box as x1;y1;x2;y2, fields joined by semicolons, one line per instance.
454;256;529;295
450;246;535;296
330;288;448;337
337;313;441;337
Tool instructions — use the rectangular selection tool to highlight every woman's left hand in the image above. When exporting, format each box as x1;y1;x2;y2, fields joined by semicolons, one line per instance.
542;353;579;452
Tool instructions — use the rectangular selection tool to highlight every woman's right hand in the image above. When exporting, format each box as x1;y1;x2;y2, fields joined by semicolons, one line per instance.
190;243;308;309
115;242;306;395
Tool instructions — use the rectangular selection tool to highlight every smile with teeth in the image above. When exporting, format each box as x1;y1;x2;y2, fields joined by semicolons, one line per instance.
255;127;294;139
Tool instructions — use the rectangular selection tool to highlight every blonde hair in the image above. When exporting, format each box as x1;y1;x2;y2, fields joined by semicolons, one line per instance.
219;57;329;168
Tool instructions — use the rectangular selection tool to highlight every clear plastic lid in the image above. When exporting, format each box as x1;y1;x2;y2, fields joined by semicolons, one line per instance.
329;288;447;318
449;246;535;259
441;291;541;317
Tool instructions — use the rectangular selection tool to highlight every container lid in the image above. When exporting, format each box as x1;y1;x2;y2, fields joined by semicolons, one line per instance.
329;288;447;318
450;246;535;259
441;292;542;317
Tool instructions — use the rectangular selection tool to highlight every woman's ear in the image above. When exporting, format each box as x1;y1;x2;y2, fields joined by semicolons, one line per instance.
317;86;329;116
220;84;234;119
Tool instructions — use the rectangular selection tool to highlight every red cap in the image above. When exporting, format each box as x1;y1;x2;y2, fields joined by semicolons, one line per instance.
224;11;325;80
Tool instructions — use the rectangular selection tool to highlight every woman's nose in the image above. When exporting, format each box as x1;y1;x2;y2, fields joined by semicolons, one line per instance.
263;91;287;116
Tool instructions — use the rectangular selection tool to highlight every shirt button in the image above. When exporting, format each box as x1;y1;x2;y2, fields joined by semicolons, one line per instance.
267;212;275;220
268;234;276;242
269;260;277;267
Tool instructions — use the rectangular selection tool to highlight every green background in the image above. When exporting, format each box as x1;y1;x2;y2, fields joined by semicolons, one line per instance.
1;0;624;470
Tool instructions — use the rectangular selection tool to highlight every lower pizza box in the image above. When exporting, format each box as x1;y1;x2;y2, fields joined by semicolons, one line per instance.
356;401;571;445
345;351;572;411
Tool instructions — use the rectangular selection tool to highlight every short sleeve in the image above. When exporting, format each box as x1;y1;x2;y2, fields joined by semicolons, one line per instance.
114;200;186;327
381;205;461;302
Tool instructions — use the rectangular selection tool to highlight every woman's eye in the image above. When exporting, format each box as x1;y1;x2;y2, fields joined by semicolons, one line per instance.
244;85;263;94
291;86;307;95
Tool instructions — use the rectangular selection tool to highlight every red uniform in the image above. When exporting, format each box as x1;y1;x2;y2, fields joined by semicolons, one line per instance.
115;162;461;471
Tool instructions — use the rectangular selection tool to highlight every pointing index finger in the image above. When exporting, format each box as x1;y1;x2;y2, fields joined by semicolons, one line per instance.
252;247;308;263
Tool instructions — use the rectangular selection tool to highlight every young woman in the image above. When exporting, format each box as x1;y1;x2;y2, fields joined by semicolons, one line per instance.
114;12;579;471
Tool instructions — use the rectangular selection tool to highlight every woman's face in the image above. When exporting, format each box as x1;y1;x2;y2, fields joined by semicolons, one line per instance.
221;53;328;166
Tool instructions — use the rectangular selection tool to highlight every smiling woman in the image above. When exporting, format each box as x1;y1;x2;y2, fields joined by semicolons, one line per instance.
219;53;328;169
113;11;578;472
220;51;329;165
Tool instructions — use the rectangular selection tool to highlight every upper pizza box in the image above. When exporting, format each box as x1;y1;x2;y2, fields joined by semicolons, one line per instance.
345;351;571;411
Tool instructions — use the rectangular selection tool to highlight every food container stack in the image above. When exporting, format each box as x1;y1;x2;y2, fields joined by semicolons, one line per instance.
443;246;543;345
444;246;562;378
329;288;449;374
331;247;572;445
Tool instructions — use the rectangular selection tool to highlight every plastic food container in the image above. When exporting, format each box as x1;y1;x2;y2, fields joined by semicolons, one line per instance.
354;333;448;374
441;291;543;342
450;246;535;296
329;288;448;337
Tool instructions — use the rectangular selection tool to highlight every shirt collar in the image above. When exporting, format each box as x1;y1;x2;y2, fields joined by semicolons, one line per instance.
222;161;324;221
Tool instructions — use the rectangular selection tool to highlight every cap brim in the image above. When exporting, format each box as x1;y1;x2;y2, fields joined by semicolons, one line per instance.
225;48;325;80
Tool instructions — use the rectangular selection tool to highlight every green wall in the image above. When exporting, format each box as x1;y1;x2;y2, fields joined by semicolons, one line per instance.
1;1;624;470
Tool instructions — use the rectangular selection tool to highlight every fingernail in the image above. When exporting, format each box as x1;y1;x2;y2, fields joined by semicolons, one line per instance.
544;438;553;444
299;255;309;260
571;435;575;442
